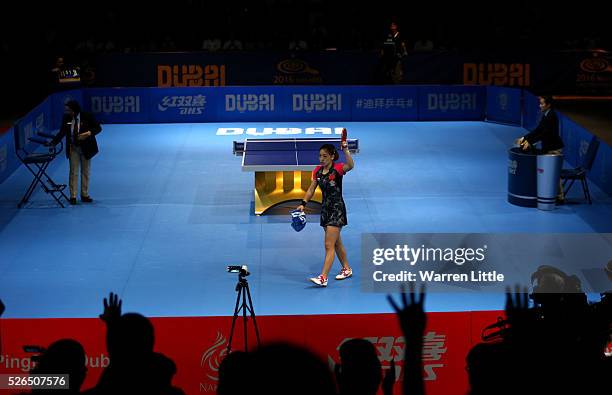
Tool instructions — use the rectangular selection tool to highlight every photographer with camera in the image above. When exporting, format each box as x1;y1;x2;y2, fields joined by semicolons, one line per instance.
468;267;611;395
22;339;87;395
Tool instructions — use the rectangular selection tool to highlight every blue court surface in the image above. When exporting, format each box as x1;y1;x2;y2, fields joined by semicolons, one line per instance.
0;121;610;318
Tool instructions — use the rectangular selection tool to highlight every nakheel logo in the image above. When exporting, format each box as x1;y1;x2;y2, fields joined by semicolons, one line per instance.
200;332;228;392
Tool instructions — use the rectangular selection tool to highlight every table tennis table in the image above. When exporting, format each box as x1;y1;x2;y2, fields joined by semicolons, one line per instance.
234;138;359;215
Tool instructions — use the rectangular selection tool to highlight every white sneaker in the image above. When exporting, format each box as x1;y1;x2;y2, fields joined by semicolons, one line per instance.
335;267;353;280
309;275;328;287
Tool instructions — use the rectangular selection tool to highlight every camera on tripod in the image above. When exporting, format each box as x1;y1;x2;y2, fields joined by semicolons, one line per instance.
225;264;260;352
227;265;249;276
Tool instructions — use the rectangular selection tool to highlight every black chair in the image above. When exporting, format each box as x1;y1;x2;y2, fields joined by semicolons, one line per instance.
13;124;68;208
561;136;600;204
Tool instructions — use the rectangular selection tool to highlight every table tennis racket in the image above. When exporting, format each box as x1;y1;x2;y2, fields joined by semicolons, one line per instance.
341;128;347;144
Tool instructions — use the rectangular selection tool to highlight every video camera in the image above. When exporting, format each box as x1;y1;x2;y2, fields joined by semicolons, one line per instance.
481;265;612;342
227;265;249;276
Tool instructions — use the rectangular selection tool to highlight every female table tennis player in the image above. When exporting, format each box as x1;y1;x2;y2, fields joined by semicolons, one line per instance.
297;128;354;287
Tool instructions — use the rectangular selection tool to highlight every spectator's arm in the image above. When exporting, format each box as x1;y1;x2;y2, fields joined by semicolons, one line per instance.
505;285;534;342
382;358;396;395
99;292;122;325
387;284;426;395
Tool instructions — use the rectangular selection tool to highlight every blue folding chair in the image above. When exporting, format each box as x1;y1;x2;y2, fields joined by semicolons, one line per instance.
13;124;68;208
561;136;600;204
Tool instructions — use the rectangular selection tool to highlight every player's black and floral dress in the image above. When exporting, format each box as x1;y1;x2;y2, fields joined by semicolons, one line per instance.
312;162;347;227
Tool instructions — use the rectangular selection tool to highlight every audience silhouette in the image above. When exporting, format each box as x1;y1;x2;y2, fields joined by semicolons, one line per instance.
2;267;609;395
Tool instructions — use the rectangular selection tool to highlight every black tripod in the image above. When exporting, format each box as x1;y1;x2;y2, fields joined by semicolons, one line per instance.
227;272;261;353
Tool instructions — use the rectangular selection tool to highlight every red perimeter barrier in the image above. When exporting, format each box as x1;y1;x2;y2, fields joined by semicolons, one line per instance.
0;311;505;394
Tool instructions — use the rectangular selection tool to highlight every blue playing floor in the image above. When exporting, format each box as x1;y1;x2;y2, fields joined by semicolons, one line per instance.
0;121;610;318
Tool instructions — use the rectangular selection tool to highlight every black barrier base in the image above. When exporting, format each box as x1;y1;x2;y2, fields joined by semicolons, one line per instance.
507;194;537;208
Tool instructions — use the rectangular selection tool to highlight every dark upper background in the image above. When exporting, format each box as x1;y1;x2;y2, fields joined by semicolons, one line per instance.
0;0;608;121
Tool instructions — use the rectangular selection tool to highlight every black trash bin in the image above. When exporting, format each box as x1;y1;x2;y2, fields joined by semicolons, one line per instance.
508;147;537;207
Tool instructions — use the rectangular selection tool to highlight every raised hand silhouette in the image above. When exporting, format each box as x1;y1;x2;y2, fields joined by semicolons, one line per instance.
387;283;426;395
387;283;426;342
504;285;534;342
99;292;122;325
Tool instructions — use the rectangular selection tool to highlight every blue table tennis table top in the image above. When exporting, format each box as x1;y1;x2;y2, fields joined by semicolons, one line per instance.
239;138;358;171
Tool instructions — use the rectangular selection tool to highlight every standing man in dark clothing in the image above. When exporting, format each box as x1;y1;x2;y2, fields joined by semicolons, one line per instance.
380;21;407;84
49;100;102;205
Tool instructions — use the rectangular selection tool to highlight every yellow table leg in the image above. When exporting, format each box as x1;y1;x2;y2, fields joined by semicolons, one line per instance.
254;171;322;215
